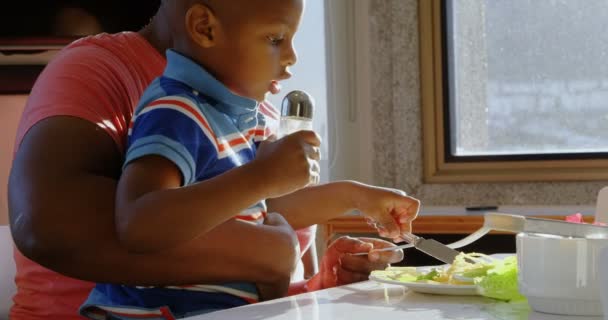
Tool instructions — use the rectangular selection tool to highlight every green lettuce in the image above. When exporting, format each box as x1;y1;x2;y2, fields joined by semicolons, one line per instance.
474;256;526;301
416;268;440;281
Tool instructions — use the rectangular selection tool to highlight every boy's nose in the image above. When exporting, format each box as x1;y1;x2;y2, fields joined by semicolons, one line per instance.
282;45;298;67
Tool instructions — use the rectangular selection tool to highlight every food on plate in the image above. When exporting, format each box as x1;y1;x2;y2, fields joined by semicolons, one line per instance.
372;252;493;285
371;252;525;301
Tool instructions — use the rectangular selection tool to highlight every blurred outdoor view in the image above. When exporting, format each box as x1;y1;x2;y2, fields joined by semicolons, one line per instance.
447;0;608;156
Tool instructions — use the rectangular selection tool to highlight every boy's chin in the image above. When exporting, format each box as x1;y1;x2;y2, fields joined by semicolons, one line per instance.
257;91;272;102
244;88;269;102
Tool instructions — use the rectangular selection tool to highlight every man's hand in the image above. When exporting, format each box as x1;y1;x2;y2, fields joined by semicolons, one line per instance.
256;212;300;301
307;236;404;290
262;212;300;272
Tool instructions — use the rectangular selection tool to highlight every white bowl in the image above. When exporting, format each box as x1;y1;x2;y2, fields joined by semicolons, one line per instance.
516;232;608;316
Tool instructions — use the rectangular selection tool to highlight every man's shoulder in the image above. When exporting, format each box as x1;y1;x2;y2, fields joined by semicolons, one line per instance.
33;31;163;97
52;32;161;72
65;32;142;52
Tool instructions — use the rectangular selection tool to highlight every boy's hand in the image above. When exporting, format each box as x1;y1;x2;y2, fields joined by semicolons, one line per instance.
253;131;321;198
353;184;420;241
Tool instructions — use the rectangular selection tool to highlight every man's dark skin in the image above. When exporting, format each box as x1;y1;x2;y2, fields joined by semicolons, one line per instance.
8;0;402;298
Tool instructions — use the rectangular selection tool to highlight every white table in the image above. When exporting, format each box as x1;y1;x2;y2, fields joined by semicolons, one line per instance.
188;280;601;320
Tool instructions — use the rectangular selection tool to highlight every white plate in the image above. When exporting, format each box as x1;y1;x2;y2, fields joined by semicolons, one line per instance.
369;273;479;296
369;254;514;296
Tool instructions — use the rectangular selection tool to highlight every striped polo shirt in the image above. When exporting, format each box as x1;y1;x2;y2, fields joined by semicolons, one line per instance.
80;49;278;320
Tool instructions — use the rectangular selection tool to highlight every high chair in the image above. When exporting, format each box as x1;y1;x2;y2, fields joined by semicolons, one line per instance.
0;225;16;318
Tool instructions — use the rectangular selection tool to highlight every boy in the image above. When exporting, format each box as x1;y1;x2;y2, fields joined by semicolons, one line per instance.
79;0;419;318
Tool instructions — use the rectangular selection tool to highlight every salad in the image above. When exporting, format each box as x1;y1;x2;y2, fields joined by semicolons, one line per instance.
371;252;525;301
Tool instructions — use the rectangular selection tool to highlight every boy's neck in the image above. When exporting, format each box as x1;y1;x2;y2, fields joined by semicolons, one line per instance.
138;12;173;56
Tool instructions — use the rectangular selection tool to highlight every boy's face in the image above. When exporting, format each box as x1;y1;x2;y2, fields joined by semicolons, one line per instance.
192;0;304;102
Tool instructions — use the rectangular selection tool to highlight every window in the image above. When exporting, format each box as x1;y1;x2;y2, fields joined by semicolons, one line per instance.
267;0;374;184
420;0;608;182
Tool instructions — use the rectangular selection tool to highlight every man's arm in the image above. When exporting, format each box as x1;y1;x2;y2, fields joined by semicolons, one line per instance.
8;116;296;287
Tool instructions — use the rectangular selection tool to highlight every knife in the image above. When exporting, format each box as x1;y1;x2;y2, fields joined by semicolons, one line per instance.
353;233;463;265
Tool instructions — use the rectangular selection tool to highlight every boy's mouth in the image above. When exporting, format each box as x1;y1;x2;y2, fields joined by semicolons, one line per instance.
269;80;281;95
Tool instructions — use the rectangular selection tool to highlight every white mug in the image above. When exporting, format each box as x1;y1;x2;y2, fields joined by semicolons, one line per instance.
599;246;608;319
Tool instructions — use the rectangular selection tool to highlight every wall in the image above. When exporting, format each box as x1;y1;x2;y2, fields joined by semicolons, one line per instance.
367;0;607;207
0;96;27;225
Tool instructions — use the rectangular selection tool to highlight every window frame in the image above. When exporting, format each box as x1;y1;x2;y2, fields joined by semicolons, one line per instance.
324;0;374;184
420;0;608;183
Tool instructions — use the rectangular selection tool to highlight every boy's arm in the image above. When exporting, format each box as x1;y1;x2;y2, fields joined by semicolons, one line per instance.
9;117;297;287
267;181;356;229
267;181;420;240
117;110;320;253
115;154;271;253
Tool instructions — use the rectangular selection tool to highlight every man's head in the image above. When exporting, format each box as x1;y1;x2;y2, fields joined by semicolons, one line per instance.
169;0;304;102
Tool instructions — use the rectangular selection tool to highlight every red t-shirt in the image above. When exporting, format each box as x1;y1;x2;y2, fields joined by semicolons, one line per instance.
11;32;165;320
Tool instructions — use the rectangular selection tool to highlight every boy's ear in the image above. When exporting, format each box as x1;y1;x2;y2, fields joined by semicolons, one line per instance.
185;3;218;48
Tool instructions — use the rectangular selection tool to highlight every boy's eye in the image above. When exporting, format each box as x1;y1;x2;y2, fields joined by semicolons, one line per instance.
267;36;284;46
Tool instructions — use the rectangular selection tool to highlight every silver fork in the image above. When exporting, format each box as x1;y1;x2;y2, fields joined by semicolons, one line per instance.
351;232;418;255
